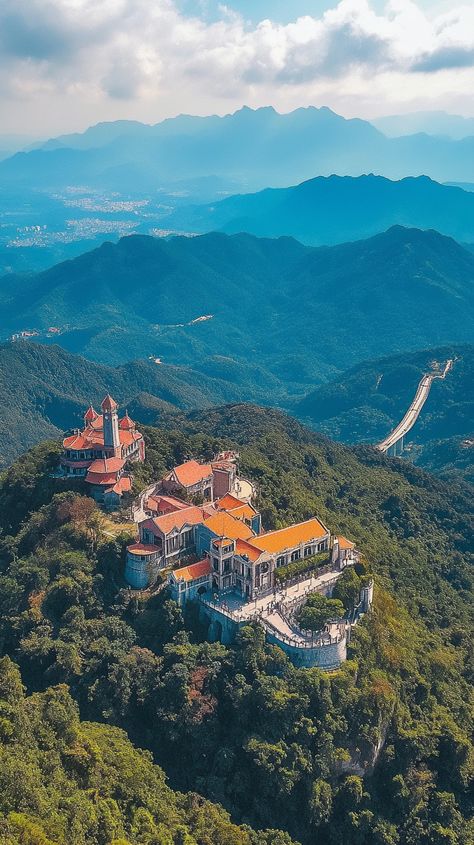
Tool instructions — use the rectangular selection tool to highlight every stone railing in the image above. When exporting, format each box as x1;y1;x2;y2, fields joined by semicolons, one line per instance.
261;615;346;650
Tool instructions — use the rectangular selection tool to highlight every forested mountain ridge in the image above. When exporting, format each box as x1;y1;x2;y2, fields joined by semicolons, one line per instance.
295;345;474;483
0;405;472;844
2;226;473;381
0;341;281;469
162;174;474;246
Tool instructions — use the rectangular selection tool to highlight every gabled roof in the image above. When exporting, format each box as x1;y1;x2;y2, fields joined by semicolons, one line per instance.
146;506;208;536
172;558;212;583
251;518;328;555
204;511;255;542
167;459;213;488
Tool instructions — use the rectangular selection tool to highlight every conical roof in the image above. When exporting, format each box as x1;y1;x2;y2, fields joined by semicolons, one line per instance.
84;404;98;422
101;394;118;412
119;412;135;430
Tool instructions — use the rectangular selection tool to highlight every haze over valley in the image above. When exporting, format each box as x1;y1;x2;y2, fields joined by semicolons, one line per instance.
1;2;474;844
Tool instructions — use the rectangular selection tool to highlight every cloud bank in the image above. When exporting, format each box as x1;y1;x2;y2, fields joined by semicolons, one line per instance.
1;0;473;132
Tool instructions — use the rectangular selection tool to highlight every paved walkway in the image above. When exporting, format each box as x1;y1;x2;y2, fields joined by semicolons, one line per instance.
202;567;340;622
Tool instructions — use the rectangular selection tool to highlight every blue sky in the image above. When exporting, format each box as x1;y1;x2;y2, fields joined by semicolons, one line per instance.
1;0;473;135
177;0;453;23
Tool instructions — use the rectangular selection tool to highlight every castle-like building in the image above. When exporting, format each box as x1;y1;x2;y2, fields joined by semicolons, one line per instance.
125;459;371;670
61;395;145;508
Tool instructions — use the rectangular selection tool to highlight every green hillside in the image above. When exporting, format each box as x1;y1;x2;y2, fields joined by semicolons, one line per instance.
295;345;474;483
164;174;474;246
0;657;292;845
1;227;474;386
0;341;281;469
0;406;472;844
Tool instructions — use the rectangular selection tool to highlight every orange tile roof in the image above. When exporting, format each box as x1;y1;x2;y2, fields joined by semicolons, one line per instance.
172;558;212;583
168;460;213;488
235;538;264;562
216;493;245;510
204;511;255;541
148;506;207;536
228;503;257;521
337;536;356;550
252;518;328;555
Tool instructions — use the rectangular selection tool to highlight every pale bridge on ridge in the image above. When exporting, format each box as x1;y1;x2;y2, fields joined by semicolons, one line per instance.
376;359;453;456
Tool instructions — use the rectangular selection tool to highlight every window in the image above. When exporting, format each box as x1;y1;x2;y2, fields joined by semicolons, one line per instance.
212;557;219;572
291;550;301;562
304;545;313;557
277;556;285;567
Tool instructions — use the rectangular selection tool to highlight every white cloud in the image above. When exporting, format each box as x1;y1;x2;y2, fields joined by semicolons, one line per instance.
0;0;473;132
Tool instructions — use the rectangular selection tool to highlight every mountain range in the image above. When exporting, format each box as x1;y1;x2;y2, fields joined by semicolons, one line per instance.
4;106;474;195
372;110;474;140
164;174;474;245
2;226;473;389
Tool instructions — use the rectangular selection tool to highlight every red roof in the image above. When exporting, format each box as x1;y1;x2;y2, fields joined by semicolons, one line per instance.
235;538;264;562
86;471;121;486
84;405;98;422
172;558;212;583
63;426;142;452
88;457;125;473
110;476;132;495
146;494;190;512
101;394;118;412
145;506;207;536
119;413;135;430
167;460;213;488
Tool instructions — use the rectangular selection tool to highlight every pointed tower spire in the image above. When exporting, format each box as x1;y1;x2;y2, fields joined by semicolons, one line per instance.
101;394;120;454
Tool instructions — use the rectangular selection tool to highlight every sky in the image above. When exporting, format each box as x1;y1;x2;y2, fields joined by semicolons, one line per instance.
1;0;474;137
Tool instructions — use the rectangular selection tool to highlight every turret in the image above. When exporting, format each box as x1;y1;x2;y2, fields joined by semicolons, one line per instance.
101;394;120;455
84;404;98;426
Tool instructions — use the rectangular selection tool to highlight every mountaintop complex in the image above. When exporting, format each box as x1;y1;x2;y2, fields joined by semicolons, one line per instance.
1;2;474;843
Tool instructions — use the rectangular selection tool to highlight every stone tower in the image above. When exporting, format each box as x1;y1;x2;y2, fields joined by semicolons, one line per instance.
101;394;120;456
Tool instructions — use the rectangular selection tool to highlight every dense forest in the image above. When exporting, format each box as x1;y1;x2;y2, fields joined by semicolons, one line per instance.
0;405;473;844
